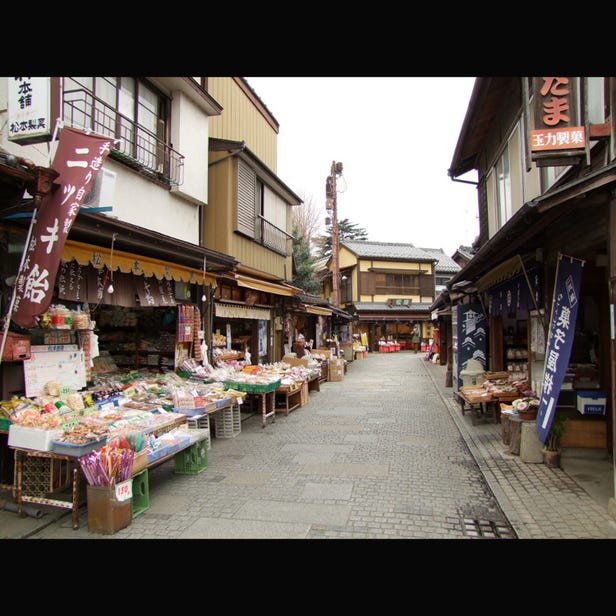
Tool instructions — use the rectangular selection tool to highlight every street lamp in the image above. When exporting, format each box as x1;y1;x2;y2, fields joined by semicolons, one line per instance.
326;161;343;307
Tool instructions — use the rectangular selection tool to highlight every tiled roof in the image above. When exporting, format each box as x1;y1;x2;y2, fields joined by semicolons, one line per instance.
418;247;462;274
342;240;434;261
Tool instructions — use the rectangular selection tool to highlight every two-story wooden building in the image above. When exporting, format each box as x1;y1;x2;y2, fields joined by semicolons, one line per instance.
441;77;616;517
322;240;460;351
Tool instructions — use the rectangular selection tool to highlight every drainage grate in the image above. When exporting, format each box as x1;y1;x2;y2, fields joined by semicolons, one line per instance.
462;517;516;539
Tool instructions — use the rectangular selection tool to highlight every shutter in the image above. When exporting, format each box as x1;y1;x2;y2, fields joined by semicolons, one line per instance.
360;271;376;295
419;272;433;296
237;159;256;237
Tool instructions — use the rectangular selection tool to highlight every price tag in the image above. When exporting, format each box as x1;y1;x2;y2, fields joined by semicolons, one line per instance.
115;479;133;502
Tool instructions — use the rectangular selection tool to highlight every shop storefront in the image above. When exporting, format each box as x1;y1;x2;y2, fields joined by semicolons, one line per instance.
444;166;615;454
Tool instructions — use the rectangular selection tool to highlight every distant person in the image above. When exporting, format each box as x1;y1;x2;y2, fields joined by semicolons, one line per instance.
412;326;420;354
292;334;308;358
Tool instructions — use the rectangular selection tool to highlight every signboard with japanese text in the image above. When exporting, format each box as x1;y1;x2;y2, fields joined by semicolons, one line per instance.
11;127;113;328
530;77;586;166
535;255;584;444
7;77;54;144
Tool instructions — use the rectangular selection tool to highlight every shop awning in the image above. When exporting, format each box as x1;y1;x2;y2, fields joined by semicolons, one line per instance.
304;305;333;316
224;272;295;297
214;303;271;320
61;240;218;286
475;255;524;291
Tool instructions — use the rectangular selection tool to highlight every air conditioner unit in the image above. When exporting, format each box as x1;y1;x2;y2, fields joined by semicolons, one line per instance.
83;168;117;209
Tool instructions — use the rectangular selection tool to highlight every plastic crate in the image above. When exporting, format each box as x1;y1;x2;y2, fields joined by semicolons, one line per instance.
213;405;241;439
0;417;11;431
131;469;149;517
173;406;207;417
174;439;208;474
186;418;211;450
50;437;106;457
223;379;281;394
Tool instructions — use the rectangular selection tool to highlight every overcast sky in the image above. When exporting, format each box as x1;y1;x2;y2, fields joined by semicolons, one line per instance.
245;77;479;257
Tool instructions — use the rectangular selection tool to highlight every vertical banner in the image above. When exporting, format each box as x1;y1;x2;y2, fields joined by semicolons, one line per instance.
11;127;113;328
536;255;584;443
456;303;487;380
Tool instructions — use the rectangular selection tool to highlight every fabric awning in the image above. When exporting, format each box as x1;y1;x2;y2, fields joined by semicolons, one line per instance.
304;305;333;316
61;240;217;286
214;303;271;320
226;272;295;297
475;255;523;291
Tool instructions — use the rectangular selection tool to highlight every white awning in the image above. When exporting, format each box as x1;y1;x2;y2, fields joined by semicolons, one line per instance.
215;303;271;320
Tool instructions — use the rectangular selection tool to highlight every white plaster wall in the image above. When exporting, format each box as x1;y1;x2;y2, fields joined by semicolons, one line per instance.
169;90;209;206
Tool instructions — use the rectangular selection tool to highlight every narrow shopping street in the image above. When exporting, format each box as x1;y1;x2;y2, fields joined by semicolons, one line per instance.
28;352;517;539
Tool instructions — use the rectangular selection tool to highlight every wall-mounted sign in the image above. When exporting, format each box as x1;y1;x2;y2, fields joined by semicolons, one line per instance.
530;77;586;166
7;77;54;144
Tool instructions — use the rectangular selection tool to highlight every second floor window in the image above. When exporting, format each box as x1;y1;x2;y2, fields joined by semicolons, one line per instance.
62;77;183;185
236;159;291;256
375;273;419;295
496;144;511;227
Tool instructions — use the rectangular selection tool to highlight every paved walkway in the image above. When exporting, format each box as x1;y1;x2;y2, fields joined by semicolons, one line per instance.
5;351;616;539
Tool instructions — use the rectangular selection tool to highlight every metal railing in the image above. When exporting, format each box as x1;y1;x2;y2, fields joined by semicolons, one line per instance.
62;88;184;186
258;216;292;256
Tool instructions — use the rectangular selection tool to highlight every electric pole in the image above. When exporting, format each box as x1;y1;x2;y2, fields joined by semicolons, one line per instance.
326;161;343;307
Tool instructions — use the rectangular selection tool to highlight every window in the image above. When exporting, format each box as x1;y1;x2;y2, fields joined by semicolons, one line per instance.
236;159;291;256
375;273;418;295
62;77;182;184
340;275;352;304
496;145;511;227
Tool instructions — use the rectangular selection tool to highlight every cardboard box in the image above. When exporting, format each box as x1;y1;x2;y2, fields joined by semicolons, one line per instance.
87;481;133;535
328;358;344;382
283;356;311;367
576;390;606;415
0;332;31;361
8;424;63;451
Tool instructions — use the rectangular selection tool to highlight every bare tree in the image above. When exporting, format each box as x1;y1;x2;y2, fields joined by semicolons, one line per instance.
292;194;324;254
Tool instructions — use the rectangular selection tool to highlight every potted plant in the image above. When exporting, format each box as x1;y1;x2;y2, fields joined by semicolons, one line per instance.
543;412;568;468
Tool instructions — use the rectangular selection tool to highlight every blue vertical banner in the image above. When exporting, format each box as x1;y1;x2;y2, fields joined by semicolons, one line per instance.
536;255;584;444
456;303;487;381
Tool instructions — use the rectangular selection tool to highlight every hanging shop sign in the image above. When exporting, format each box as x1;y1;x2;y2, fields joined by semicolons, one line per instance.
535;254;584;444
7;77;57;144
56;261;176;307
11;127;113;328
530;77;586;167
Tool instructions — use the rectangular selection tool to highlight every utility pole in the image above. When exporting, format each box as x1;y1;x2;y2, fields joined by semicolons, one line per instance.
326;161;343;307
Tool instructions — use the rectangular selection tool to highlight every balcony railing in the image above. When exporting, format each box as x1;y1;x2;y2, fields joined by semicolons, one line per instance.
258;216;292;256
62;88;184;186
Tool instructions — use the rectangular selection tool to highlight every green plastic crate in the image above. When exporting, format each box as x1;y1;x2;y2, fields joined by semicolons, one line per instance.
131;469;150;518
174;439;208;475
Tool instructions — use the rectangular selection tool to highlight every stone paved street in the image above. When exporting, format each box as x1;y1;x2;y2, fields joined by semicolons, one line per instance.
28;352;517;540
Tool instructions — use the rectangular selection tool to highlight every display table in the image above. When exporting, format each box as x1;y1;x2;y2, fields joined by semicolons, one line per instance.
275;384;303;415
14;447;82;529
224;379;280;428
244;392;276;428
454;389;499;425
308;375;320;393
